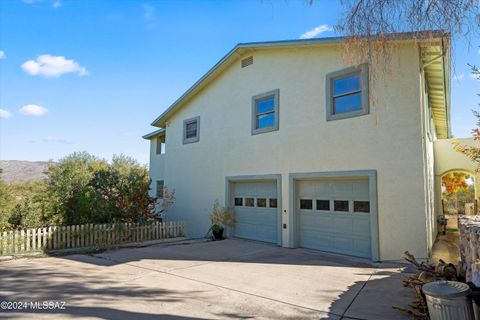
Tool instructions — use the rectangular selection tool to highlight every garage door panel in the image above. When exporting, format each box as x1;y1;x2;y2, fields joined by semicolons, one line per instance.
333;181;353;196
315;182;335;196
300;232;334;251
332;215;354;232
299;212;334;227
353;216;370;234
334;237;353;252
297;178;372;259
235;208;276;226
234;181;276;198
235;221;276;243
233;181;277;244
355;239;371;256
297;181;316;197
352;180;369;198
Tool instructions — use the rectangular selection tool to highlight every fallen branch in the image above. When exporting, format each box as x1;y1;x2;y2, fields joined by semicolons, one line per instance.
393;251;462;320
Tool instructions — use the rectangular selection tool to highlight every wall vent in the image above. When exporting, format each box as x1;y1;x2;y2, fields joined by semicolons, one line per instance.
241;56;253;68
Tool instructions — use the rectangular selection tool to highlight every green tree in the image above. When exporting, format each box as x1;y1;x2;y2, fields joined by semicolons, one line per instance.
8;197;44;228
42;151;156;225
0;169;16;228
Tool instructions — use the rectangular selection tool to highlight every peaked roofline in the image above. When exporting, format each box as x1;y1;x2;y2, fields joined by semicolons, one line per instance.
151;30;449;128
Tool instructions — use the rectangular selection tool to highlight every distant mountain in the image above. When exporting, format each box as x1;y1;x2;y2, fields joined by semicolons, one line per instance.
0;160;51;184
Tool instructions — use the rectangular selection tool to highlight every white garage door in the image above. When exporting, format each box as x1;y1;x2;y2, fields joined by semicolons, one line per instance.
232;181;278;244
296;178;371;258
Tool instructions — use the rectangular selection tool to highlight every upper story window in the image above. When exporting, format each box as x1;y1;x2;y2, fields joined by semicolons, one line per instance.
326;64;369;121
156;137;165;154
251;89;280;135
183;116;200;144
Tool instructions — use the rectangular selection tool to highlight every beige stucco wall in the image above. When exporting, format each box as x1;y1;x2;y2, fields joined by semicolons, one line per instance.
148;138;165;200
434;138;477;175
150;43;430;260
434;137;479;219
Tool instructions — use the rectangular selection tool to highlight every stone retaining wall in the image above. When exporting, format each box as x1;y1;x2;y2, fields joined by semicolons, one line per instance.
459;215;480;287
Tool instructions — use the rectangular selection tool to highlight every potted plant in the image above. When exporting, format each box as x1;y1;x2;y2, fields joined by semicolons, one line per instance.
210;199;236;240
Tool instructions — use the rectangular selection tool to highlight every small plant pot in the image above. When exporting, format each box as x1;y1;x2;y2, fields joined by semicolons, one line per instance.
212;228;224;240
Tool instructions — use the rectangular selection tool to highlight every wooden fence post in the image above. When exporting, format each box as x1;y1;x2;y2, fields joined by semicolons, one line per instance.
26;229;30;252
2;231;6;255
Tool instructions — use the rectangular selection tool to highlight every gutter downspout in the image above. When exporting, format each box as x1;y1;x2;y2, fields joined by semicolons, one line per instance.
440;36;451;138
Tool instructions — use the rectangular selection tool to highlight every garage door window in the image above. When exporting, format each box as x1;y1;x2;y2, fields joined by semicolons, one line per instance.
245;198;255;207
354;201;370;213
334;200;349;212
316;200;330;211
269;198;277;208
234;197;243;206
300;199;313;210
256;198;267;208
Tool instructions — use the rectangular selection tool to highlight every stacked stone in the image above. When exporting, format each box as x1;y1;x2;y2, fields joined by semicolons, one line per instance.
459;215;480;287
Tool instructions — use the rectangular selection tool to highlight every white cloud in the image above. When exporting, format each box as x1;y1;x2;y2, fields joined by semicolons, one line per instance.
41;136;72;144
19;105;48;116
0;109;12;119
52;0;61;8
452;73;464;81
0;51;5;59
300;24;333;39
470;73;480;81
21;54;88;78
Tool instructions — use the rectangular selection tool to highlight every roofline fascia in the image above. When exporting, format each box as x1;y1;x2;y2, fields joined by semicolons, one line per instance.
142;128;165;140
441;36;452;138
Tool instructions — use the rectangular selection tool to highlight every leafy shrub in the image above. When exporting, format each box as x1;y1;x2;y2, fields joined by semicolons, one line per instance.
210;199;236;229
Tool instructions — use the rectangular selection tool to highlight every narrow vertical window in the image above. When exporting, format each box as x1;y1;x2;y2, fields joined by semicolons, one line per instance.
156;180;164;199
156;137;165;154
252;89;279;135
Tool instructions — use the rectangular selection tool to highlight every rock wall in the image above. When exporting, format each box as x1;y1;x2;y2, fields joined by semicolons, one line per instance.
459;215;480;287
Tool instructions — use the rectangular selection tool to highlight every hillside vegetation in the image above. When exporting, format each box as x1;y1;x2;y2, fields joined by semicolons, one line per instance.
0;160;50;184
0;152;157;230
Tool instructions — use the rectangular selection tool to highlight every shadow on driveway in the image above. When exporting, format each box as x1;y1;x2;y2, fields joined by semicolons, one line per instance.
0;238;415;319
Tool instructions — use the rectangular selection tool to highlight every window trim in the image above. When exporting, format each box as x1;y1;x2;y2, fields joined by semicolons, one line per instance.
156;137;165;155
183;116;200;144
156;180;164;199
251;89;280;135
326;64;369;121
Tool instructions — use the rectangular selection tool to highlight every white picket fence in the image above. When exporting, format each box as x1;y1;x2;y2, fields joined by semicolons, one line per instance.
0;221;186;256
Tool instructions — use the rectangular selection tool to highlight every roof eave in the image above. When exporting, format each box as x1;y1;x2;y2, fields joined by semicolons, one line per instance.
142;128;165;140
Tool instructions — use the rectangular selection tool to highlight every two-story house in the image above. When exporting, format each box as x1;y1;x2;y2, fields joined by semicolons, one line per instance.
143;31;452;261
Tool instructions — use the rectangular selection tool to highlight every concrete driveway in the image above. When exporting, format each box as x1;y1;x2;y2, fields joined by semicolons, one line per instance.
0;238;414;320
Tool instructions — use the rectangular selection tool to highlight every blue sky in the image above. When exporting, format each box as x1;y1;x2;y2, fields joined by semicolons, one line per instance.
0;0;479;164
